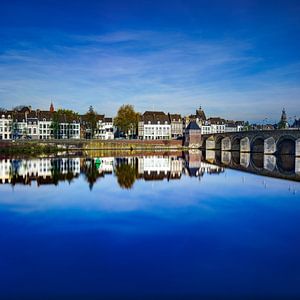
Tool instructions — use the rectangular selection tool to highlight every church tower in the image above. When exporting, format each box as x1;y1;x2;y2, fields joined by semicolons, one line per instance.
50;102;54;113
278;108;289;129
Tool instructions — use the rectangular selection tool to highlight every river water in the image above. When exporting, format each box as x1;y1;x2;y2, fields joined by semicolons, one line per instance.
0;151;299;299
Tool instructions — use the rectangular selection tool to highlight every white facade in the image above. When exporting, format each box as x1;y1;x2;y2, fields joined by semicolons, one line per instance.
0;114;12;140
95;119;114;140
13;119;27;138
58;122;80;139
200;123;244;134
225;124;243;132
27;118;39;140
201;125;212;134
211;123;226;133
39;120;53;140
143;122;171;140
200;124;225;134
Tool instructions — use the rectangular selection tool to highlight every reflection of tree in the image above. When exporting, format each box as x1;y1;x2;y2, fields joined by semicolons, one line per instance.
115;163;136;189
82;159;103;190
51;162;60;185
51;159;78;186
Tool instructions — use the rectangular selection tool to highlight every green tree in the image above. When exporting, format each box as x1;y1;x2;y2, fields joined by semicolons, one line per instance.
51;109;79;139
114;104;140;139
83;106;98;139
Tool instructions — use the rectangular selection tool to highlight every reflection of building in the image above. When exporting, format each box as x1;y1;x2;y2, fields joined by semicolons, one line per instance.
0;159;11;183
0;158;81;186
184;151;224;178
137;156;183;180
93;157;114;174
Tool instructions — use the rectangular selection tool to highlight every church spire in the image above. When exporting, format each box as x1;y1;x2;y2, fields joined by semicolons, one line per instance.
50;102;54;113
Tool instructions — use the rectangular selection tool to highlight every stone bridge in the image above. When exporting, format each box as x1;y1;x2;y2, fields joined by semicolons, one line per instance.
204;150;300;182
201;130;300;156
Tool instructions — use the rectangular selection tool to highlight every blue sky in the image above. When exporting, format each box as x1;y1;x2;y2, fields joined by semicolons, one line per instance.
0;0;299;122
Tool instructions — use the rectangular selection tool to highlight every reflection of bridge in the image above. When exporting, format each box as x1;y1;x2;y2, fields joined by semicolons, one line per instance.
201;130;300;155
205;150;300;182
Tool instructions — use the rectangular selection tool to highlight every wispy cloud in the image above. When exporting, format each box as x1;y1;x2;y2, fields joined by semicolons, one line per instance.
0;29;299;121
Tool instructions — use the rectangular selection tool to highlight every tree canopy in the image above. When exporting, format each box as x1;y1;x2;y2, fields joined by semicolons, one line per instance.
51;109;79;138
113;104;140;137
83;106;98;138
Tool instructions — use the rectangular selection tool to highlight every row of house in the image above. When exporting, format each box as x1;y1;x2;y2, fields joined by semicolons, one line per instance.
137;108;244;140
0;105;115;140
0;104;245;141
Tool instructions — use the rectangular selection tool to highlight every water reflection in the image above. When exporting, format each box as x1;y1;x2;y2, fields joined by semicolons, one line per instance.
0;151;299;189
1;153;300;299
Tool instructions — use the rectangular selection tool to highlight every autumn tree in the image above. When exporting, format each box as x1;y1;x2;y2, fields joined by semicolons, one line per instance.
113;104;140;138
115;163;137;189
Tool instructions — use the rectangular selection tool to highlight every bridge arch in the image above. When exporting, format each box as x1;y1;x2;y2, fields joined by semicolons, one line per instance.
215;135;225;150
250;153;264;170
231;150;240;166
276;136;296;155
277;155;295;175
201;135;209;148
251;136;265;153
231;136;242;151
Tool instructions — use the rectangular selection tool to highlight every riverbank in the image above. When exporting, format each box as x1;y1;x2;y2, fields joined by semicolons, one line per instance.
0;139;185;155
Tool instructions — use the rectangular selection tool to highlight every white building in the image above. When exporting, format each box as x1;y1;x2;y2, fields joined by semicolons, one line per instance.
57;122;80;139
169;114;183;139
0;112;13;140
225;121;244;132
140;111;171;140
95;117;115;140
27;115;39;140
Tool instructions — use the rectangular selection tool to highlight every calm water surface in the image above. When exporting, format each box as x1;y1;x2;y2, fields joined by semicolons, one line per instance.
0;152;300;299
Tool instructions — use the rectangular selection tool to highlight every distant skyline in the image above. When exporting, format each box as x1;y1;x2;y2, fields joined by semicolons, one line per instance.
0;0;300;123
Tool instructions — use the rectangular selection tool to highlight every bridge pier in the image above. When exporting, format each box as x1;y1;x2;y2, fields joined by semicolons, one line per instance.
205;150;216;163
264;137;276;154
221;151;231;165
264;155;276;171
296;157;300;174
240;152;250;167
206;138;215;150
240;137;250;152
221;137;231;151
296;139;300;157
